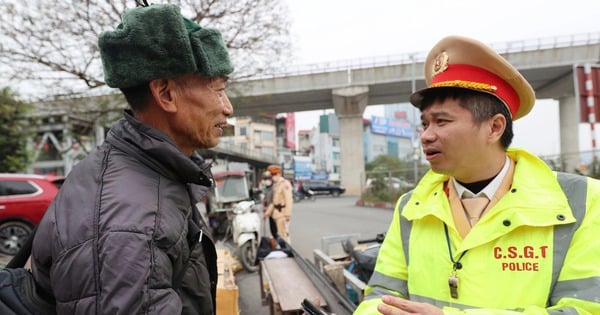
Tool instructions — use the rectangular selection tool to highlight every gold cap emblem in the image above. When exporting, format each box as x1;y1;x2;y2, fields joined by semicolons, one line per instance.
432;51;449;77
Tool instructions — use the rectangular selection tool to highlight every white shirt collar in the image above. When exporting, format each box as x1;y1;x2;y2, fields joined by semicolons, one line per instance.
453;156;510;199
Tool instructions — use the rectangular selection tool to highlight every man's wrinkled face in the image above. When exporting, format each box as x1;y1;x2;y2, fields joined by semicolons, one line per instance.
172;74;233;153
420;98;489;180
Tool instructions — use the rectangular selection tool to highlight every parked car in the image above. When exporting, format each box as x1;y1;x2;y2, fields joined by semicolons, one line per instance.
300;180;345;197
0;173;65;255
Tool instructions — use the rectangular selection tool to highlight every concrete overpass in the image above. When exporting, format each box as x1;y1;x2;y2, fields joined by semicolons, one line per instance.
228;32;600;195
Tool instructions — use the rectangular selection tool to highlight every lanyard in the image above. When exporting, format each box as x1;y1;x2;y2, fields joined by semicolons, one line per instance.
444;223;467;270
444;223;466;298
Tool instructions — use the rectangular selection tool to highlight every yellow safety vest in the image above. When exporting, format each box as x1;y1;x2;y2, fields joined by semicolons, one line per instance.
354;148;600;314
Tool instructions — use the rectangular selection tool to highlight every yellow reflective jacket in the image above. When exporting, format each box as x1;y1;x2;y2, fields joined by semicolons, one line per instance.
354;148;600;314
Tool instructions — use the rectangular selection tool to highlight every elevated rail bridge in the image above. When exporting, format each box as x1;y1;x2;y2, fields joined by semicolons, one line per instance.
29;32;600;194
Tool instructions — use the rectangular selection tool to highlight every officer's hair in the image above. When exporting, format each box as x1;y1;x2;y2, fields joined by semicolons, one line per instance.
420;87;514;149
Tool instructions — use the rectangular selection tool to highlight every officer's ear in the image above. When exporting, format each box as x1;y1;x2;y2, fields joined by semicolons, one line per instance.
487;113;506;144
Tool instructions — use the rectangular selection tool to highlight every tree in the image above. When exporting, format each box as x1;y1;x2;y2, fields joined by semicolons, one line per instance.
362;154;415;203
0;87;33;172
365;154;413;179
0;0;292;100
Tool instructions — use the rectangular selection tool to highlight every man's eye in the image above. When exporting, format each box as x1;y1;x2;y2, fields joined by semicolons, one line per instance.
208;77;228;91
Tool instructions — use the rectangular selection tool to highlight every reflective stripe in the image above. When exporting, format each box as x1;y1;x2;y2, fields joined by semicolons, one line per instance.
552;173;587;303
552;277;600;304
398;191;413;266
410;294;476;309
363;193;413;301
365;270;408;298
410;294;526;312
363;287;400;301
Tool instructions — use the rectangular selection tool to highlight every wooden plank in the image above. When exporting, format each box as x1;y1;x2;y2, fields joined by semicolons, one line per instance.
313;248;367;303
263;258;326;312
324;264;345;293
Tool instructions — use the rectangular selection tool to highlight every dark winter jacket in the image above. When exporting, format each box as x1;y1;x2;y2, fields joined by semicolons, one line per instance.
31;111;217;314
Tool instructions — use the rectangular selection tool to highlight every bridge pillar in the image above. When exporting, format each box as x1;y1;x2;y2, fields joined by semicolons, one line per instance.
332;86;369;196
558;95;580;172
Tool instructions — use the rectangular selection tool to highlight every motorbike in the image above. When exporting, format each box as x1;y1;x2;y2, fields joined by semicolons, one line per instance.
230;200;262;272
341;233;385;303
204;170;262;272
293;187;316;202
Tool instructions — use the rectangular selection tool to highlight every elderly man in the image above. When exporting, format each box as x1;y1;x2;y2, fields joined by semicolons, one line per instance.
31;3;234;314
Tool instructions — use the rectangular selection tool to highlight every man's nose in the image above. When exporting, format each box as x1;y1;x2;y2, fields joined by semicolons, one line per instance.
420;127;434;143
222;94;233;116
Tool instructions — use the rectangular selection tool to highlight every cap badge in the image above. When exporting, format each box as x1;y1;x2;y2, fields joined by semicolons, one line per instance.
432;51;449;77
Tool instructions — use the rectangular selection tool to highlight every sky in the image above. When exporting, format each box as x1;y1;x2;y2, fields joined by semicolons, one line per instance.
283;0;600;157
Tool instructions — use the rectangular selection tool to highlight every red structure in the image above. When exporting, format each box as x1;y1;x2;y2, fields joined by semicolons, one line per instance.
575;64;600;155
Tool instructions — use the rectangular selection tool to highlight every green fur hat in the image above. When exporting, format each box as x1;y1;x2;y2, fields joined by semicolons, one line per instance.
98;4;234;88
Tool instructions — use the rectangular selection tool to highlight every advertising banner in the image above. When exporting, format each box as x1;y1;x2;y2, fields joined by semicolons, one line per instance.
370;116;413;139
286;113;296;149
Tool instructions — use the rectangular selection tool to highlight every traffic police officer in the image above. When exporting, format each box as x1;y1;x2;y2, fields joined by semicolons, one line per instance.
263;165;293;243
354;35;600;314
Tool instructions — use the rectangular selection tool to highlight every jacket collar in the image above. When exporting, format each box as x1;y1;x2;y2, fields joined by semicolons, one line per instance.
403;148;574;225
105;110;213;187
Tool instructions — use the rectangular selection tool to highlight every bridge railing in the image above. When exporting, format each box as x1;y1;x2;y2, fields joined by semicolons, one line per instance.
251;32;600;80
213;139;278;164
489;32;600;53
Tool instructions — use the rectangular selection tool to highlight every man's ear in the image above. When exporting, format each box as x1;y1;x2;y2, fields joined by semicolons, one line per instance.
488;113;506;143
149;79;178;113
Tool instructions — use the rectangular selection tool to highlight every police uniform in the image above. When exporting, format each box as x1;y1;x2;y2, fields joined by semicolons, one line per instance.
264;166;293;242
354;36;600;313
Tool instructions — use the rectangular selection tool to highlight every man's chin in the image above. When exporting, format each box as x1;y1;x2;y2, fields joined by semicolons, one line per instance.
428;164;448;175
194;139;220;150
206;138;221;149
